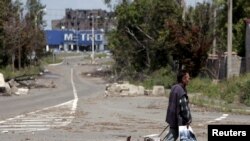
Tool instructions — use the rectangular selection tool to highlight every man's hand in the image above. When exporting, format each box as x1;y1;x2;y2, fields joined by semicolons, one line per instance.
186;120;191;129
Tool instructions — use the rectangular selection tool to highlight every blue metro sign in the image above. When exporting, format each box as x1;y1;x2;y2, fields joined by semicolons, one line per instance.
45;29;104;46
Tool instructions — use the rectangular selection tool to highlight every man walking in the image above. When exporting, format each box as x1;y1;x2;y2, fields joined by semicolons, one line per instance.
164;70;192;141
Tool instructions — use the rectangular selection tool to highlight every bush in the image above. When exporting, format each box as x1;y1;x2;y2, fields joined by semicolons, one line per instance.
188;78;220;98
239;80;250;106
40;54;63;65
188;73;250;106
0;65;42;80
142;66;176;89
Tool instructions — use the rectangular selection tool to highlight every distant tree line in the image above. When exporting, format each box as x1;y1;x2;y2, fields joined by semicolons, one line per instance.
0;0;46;72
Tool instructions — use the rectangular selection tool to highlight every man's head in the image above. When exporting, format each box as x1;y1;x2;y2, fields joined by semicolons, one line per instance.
177;70;190;86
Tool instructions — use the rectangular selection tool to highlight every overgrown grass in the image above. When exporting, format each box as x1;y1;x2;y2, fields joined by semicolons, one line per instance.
40;54;63;65
188;78;221;98
0;65;43;80
57;52;84;57
137;68;250;108
140;66;176;89
188;73;250;107
220;74;250;106
95;53;108;59
0;54;63;80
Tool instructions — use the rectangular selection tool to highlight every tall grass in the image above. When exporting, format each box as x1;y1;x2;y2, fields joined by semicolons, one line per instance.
41;54;63;65
188;78;220;98
141;66;176;89
0;54;63;80
0;65;42;80
188;73;250;106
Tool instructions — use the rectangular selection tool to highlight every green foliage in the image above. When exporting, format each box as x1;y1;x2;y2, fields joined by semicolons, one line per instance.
228;75;250;106
189;73;250;106
106;0;250;108
0;65;42;80
188;78;220;98
233;19;245;56
166;17;213;76
216;0;250;56
219;79;238;103
107;0;214;81
219;74;250;104
108;0;182;80
0;0;12;66
140;66;176;89
40;53;63;65
240;80;250;106
0;0;46;70
95;53;108;59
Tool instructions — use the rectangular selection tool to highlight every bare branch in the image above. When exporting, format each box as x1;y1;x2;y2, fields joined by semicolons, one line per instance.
125;26;150;68
125;26;145;49
135;25;155;41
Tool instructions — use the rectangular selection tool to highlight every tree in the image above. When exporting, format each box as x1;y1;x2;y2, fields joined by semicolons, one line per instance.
0;0;13;67
107;0;182;80
0;0;46;70
177;2;214;76
105;0;215;79
216;0;250;56
2;0;31;72
166;19;213;77
25;0;46;64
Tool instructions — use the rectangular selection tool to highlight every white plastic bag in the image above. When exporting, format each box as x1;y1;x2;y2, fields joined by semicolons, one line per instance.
179;126;197;141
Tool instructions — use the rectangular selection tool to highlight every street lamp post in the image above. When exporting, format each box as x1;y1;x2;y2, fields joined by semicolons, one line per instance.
34;8;46;63
227;0;232;79
89;15;100;64
91;16;95;64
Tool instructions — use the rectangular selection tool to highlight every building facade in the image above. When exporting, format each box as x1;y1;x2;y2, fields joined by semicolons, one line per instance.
45;9;115;52
52;9;115;32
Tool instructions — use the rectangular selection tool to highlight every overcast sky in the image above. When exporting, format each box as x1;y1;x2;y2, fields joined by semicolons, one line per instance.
20;0;206;29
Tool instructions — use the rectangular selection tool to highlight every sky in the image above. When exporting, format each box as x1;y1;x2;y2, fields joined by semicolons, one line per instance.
20;0;206;30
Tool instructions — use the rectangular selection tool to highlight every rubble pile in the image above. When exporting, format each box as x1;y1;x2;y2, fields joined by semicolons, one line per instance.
0;73;56;96
104;81;166;97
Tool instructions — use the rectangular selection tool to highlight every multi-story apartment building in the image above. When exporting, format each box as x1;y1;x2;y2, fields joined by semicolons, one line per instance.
52;9;115;31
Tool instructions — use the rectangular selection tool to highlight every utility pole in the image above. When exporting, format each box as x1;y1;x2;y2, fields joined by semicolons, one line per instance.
76;30;79;52
92;16;95;63
76;10;79;53
88;15;95;63
34;8;45;64
227;0;233;79
181;0;186;20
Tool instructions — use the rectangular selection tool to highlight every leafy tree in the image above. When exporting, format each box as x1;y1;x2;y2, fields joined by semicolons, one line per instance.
2;0;26;70
216;0;250;56
25;0;46;63
0;0;46;71
105;0;215;79
168;2;214;76
166;19;213;77
0;0;13;67
106;0;182;80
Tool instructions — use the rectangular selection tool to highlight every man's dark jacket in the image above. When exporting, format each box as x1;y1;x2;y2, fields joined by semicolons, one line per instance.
166;83;190;129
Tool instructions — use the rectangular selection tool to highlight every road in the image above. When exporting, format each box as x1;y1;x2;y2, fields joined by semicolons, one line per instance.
0;55;250;141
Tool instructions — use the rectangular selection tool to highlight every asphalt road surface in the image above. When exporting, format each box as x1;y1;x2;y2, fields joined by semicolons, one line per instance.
0;55;250;141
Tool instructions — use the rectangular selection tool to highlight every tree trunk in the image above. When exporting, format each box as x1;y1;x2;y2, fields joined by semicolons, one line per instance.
145;44;151;69
18;46;21;70
12;53;15;72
